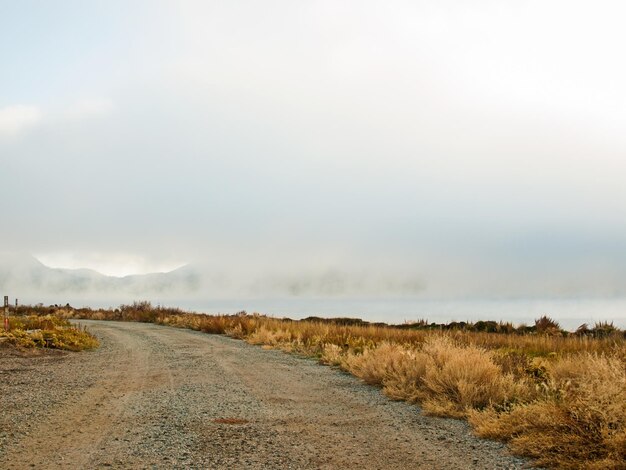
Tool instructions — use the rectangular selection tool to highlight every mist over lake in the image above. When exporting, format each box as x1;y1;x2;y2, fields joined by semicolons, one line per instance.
3;253;625;331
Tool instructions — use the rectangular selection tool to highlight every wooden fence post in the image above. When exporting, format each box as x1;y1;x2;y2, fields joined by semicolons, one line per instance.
3;295;8;331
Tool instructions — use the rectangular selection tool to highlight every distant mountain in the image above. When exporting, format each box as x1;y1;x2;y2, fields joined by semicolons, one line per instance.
0;253;429;305
0;253;201;298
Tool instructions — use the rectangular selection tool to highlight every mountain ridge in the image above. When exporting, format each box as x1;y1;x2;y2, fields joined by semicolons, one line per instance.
0;253;200;297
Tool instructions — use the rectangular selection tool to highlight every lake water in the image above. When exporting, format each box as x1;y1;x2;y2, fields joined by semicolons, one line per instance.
167;297;626;331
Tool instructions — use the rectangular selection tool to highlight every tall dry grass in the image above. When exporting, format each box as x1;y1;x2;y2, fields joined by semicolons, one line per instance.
14;302;626;468
339;338;527;416
469;354;626;469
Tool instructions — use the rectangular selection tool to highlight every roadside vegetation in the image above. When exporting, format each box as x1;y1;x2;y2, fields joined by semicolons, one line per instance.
0;313;99;351
14;301;626;469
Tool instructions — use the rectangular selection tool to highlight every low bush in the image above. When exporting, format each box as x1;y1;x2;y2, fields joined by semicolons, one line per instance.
0;314;99;351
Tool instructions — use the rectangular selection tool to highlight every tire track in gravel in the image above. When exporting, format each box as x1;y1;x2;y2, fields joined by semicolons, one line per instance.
0;321;533;469
0;323;173;469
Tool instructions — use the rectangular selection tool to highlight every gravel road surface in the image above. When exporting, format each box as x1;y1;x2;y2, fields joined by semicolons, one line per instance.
0;320;531;469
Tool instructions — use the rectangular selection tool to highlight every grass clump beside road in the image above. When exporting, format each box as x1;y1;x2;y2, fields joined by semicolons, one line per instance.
19;301;626;469
469;353;626;469
0;314;99;351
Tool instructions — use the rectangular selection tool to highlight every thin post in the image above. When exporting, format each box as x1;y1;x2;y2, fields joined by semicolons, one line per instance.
3;295;8;331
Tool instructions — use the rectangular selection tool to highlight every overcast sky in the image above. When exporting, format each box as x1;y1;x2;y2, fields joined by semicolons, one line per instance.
1;1;626;297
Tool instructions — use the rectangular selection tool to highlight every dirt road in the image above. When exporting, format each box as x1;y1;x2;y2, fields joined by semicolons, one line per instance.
0;321;530;469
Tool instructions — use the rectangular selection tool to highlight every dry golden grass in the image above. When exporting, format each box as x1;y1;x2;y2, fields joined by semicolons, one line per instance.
16;302;626;468
344;341;406;386
342;337;530;418
469;354;626;469
417;338;527;417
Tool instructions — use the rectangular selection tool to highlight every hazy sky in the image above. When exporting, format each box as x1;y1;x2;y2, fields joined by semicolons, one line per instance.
2;1;626;296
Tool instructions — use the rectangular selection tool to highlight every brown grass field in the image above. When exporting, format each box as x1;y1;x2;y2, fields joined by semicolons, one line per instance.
7;302;626;469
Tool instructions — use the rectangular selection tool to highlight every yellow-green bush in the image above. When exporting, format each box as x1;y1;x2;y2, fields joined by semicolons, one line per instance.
0;315;99;351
